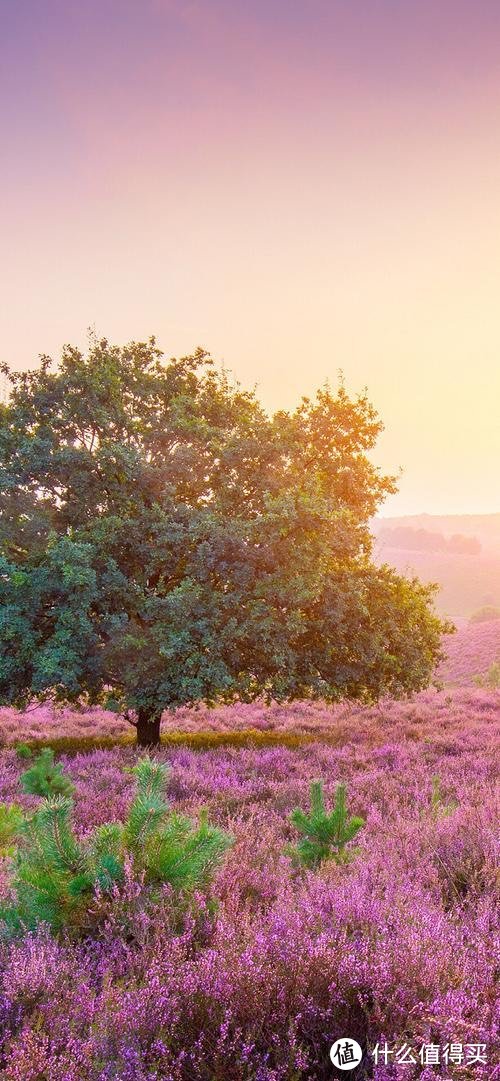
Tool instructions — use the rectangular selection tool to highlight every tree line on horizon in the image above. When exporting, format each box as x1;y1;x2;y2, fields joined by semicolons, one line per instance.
377;525;481;556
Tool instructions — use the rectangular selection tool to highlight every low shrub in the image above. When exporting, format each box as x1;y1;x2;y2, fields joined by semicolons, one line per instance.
0;755;232;935
0;705;497;1079
20;747;75;798
289;781;364;869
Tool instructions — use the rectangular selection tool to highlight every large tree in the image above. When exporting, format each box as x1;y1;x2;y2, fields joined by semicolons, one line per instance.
0;339;449;745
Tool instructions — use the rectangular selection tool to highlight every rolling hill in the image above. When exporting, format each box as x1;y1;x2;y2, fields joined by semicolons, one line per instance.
372;513;500;619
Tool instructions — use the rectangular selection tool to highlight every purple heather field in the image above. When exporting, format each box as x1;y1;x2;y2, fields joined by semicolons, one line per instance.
0;626;498;1080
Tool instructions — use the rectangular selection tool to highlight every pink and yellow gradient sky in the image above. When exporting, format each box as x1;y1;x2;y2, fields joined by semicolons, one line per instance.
1;0;499;516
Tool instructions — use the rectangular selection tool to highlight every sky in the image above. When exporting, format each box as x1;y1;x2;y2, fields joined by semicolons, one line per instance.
1;0;499;516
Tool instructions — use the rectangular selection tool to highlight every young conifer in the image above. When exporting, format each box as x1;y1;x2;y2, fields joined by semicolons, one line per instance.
20;748;75;798
289;780;364;869
0;754;232;935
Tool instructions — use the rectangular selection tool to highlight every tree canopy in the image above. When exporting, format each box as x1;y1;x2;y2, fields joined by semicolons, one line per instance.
0;339;450;744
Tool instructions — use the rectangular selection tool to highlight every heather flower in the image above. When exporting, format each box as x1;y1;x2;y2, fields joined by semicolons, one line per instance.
0;677;497;1078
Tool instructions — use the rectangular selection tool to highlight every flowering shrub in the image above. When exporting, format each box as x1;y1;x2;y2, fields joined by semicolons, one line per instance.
0;688;497;1078
0;619;498;761
1;686;499;757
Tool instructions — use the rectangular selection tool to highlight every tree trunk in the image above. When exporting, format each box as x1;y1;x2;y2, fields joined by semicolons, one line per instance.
136;709;162;748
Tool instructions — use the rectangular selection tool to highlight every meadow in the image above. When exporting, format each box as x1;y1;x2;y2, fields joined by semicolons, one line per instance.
436;619;500;688
0;624;498;1079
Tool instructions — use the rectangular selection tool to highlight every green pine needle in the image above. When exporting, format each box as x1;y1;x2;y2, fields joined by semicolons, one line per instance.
1;756;232;936
289;780;364;869
0;803;23;857
20;748;74;798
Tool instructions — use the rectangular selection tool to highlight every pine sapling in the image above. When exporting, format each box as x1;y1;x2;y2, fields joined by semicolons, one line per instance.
1;756;232;936
124;758;232;892
20;748;75;798
8;797;93;931
289;780;364;869
145;808;232;892
14;743;33;760
123;758;170;852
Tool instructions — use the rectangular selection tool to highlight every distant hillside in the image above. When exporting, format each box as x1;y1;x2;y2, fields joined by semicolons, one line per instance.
373;513;500;554
372;513;500;619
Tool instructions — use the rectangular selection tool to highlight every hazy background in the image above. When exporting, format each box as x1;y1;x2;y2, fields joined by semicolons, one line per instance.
372;513;500;618
1;0;499;516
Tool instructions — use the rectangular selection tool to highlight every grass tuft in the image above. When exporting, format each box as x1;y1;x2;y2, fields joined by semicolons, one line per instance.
0;727;350;756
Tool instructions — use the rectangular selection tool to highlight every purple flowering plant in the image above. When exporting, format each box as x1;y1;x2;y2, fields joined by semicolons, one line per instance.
0;678;497;1079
